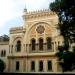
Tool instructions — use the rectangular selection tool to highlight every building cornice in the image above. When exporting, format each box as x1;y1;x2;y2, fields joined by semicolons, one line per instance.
7;54;56;59
10;27;26;34
23;9;57;20
0;41;9;45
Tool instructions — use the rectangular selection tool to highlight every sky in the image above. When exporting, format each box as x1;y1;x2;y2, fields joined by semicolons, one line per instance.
0;0;55;36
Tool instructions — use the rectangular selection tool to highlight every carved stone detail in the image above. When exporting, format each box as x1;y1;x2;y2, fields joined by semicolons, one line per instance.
36;25;45;34
23;9;56;20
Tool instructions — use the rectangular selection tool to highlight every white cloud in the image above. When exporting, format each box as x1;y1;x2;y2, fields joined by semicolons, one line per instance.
0;0;13;27
0;0;55;29
0;0;25;28
25;0;55;11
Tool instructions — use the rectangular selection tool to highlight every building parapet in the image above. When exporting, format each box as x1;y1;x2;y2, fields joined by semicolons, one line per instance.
23;9;57;20
0;41;9;45
10;27;26;34
26;9;51;14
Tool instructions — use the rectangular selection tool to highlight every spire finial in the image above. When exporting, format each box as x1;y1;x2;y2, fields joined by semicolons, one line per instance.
24;4;27;12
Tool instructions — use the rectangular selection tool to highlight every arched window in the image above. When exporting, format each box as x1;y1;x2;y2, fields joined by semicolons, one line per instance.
1;50;3;57
31;39;36;51
39;61;43;71
47;37;52;50
39;38;43;50
31;61;35;71
48;60;52;71
16;61;20;71
4;50;6;56
16;40;21;52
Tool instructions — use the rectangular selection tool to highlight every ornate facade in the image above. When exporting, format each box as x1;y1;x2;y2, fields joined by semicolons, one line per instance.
7;9;64;73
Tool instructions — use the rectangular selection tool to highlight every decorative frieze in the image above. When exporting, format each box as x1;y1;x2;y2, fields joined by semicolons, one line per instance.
23;9;57;20
10;27;26;34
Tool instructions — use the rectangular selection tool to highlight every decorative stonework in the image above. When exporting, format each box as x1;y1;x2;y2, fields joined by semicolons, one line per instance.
10;27;25;34
36;25;45;34
23;9;57;20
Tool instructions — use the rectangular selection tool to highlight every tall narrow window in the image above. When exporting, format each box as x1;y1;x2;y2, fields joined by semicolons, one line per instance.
16;61;19;71
39;61;43;71
31;39;36;51
16;40;21;52
39;38;43;50
58;41;60;46
1;50;3;57
4;50;6;56
48;61;52;71
47;37;52;50
31;61;35;71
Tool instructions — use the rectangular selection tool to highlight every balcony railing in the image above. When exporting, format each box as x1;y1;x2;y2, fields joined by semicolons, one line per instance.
26;43;54;53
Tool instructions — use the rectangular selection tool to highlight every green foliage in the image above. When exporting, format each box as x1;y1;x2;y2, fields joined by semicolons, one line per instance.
0;34;9;42
56;46;75;72
50;0;75;72
50;0;75;44
0;59;5;72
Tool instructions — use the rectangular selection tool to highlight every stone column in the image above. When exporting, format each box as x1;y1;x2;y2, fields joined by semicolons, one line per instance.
45;43;47;52
8;58;10;72
23;59;26;72
44;43;46;52
29;44;32;52
11;59;14;72
9;45;10;54
52;59;58;72
44;60;47;72
23;44;25;52
54;42;56;52
35;60;39;72
51;42;54;52
26;44;28;53
11;45;13;54
36;43;38;52
28;44;29;53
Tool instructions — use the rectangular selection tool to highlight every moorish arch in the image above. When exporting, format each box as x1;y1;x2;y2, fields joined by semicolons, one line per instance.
13;37;22;44
38;37;44;50
12;37;22;52
30;38;36;51
24;22;56;44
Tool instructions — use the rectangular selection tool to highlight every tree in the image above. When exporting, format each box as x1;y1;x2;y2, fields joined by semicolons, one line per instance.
56;46;74;72
0;59;6;72
0;35;9;42
50;0;75;72
50;0;75;44
3;35;9;41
